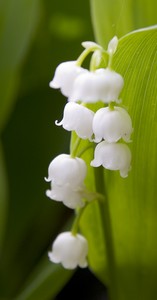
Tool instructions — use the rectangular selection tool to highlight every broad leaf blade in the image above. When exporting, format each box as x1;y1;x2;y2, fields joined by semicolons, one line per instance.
74;26;157;298
107;26;157;298
90;0;157;47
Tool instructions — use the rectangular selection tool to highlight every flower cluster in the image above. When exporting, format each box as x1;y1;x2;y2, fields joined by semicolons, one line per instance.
46;37;133;270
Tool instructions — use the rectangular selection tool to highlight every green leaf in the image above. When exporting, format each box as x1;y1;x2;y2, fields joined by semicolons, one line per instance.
71;26;157;299
0;0;40;132
15;255;73;300
107;25;157;299
90;0;157;47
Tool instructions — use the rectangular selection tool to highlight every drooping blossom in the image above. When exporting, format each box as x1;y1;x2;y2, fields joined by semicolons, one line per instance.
48;232;88;269
56;102;94;140
93;106;133;143
45;154;87;187
49;61;87;97
91;141;131;178
68;68;124;103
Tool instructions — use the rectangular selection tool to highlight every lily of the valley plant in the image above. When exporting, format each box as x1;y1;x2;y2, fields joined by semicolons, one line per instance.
46;37;133;270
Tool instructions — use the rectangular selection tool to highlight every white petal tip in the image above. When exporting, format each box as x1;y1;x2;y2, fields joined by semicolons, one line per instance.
49;81;59;89
55;119;62;126
46;190;51;198
79;260;88;268
44;176;51;182
93;137;102;143
48;252;60;264
120;173;128;178
120;168;131;178
90;160;100;167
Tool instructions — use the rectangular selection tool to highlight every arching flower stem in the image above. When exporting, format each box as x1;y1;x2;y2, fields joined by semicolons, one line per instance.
71;191;104;236
108;53;114;70
71;204;87;236
70;136;82;158
77;143;94;158
76;47;96;67
70;129;94;159
76;45;104;67
109;102;115;110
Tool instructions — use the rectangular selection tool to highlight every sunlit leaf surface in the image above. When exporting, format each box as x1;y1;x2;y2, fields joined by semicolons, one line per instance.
90;0;157;47
77;26;157;299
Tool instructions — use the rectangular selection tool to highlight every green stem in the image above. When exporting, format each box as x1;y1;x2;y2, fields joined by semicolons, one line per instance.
71;205;87;236
70;137;81;158
70;133;94;159
90;50;99;71
109;102;115;110
94;166;117;300
76;46;102;66
107;53;113;69
77;143;94;158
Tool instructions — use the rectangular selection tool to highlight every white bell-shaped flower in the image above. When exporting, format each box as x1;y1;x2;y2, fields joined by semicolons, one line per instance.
68;68;124;103
45;154;87;187
46;182;85;209
91;141;131;178
48;232;88;269
93;106;133;143
56;102;94;140
49;61;87;97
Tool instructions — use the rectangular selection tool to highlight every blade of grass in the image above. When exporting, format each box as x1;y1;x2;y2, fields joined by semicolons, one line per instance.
15;255;73;300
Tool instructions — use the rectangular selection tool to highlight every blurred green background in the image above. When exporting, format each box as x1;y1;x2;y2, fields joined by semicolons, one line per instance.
0;0;107;299
2;0;157;299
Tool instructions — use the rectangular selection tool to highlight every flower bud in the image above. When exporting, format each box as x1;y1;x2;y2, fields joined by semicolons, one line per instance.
107;36;118;55
56;102;94;140
48;232;88;269
91;141;131;178
68;68;124;103
49;61;87;97
45;154;87;187
93;106;133;143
